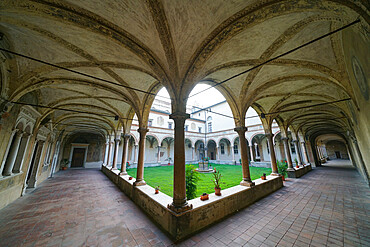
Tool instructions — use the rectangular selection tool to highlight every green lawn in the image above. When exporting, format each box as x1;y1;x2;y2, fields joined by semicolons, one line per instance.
126;164;271;198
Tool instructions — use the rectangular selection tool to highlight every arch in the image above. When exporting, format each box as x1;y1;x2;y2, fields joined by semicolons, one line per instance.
146;133;160;146
249;132;265;144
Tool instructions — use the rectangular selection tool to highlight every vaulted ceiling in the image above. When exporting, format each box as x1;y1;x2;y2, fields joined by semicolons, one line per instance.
0;0;368;139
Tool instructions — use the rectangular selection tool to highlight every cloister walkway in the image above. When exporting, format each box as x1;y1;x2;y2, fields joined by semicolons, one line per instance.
0;160;369;247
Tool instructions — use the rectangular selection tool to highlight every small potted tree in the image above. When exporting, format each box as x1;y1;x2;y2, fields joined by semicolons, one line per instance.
261;173;267;180
212;170;223;196
155;186;160;194
294;158;299;168
165;157;172;166
278;161;288;181
60;159;69;170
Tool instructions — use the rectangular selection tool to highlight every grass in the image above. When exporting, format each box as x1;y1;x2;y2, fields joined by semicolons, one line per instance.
126;163;271;198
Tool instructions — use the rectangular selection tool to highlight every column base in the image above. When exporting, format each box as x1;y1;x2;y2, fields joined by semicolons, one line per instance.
287;168;295;172
240;180;255;187
119;171;128;176
110;167;118;171
270;172;280;176
133;179;146;186
167;202;193;214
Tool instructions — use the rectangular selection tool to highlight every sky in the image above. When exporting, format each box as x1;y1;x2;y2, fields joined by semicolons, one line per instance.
156;84;225;109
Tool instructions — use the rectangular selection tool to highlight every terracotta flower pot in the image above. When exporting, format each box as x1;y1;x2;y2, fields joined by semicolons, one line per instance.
261;176;266;180
61;167;67;170
282;175;285;181
200;194;209;201
155;189;159;194
129;177;133;180
215;187;221;196
296;165;299;168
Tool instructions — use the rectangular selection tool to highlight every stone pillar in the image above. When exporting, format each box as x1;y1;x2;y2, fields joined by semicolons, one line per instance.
293;140;303;166
249;145;254;162
254;143;259;159
168;112;192;213
13;133;32;173
120;134;130;175
134;128;148;186
217;146;221;163
103;142;108;165
266;133;279;175
28;140;45;188
191;147;195;161
2;130;23;176
157;146;161;164
282;137;294;171
106;141;112;166
234;127;254;186
231;146;235;163
301;141;310;164
133;144;138;164
111;138;120;170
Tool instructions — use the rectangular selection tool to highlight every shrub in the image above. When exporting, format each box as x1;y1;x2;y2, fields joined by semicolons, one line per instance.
186;165;200;200
277;160;288;177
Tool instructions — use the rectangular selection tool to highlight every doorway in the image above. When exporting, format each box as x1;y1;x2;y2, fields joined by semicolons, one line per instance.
71;148;85;167
335;151;341;159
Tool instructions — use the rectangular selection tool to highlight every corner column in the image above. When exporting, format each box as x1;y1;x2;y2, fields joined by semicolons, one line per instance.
282;137;294;171
134;128;148;186
133;145;138;164
249;145;254;162
157;146;161;164
2;130;23;176
293;140;303;166
217;146;221;163
266;133;279;175
234;127;254;187
168;112;192;213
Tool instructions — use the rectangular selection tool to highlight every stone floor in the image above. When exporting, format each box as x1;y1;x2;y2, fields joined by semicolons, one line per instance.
0;160;369;247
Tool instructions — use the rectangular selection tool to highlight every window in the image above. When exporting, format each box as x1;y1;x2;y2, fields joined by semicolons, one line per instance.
220;144;225;155
234;144;238;154
185;125;188;131
148;119;153;127
168;122;172;129
208;122;212;132
207;116;212;121
198;127;202;133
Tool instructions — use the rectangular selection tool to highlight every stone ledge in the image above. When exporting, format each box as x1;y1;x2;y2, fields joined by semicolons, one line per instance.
101;166;283;241
287;164;312;178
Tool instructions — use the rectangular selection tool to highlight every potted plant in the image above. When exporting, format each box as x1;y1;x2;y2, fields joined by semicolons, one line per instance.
277;160;288;181
212;170;223;196
294;158;299;168
165;157;172;165
155;186;160;194
261;173;266;180
60;159;69;170
200;193;209;201
126;161;130;167
129;176;133;180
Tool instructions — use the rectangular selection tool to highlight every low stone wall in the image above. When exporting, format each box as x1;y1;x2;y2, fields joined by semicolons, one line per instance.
287;164;312;178
101;166;283;241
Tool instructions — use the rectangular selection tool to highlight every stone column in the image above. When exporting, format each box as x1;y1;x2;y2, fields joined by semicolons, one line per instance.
217;146;221;163
106;141;112;166
191;147;195;161
133;144;138;164
249;145;254;161
103;142;108;165
282;137;294;171
111;138;120;170
2;130;24;176
157;146;161;164
266;133;279;175
293;140;303;166
134;128;148;186
254;143;259;159
234;127;254;186
231;146;235;163
120;134;130;175
28;140;45;188
168;112;192;213
301;141;310;164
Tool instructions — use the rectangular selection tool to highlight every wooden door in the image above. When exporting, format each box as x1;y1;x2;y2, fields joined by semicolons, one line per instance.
71;148;85;167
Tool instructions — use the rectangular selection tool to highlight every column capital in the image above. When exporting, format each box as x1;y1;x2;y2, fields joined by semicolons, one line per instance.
292;139;298;143
300;141;306;144
234;126;247;134
169;112;190;121
281;137;288;141
137;128;149;134
265;133;273;138
114;138;121;143
122;134;131;141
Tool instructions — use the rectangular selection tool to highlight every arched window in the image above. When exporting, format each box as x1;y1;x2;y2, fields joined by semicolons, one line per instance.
220;144;225;155
207;116;212;121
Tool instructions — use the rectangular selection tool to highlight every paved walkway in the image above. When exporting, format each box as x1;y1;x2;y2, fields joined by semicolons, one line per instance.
0;160;369;247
